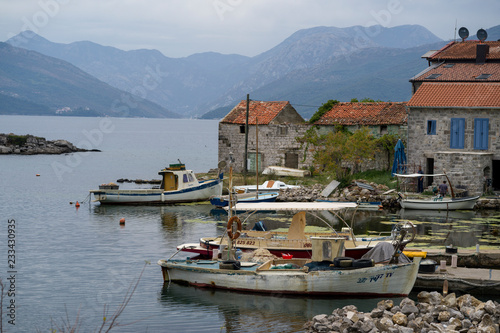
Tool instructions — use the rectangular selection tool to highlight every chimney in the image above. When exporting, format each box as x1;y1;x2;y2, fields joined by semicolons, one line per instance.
476;44;489;64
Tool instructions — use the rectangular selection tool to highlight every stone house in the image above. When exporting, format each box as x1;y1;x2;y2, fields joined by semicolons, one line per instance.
313;102;408;171
218;100;310;173
407;39;500;195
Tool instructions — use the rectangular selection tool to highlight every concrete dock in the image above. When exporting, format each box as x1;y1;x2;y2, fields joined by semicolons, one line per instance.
408;248;500;295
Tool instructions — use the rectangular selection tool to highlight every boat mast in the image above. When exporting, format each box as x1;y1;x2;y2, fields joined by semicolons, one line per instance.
255;117;259;199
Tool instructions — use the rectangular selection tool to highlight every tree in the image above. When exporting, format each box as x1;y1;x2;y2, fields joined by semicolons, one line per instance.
308;99;339;124
297;125;379;181
376;133;402;170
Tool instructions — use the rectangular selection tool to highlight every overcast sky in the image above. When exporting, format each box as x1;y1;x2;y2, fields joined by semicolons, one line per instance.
1;0;499;58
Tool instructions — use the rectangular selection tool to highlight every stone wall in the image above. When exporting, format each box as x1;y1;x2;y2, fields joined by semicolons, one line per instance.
218;123;312;173
407;107;500;195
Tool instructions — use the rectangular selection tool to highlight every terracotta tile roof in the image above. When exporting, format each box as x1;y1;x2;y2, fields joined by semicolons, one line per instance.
427;41;500;61
221;100;291;125
407;82;500;107
314;102;407;126
411;62;500;82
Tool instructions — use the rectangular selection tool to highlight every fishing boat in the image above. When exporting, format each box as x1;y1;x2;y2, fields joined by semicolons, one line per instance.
158;217;421;297
233;180;300;193
395;173;479;210
262;166;311;177
210;191;279;207
177;202;405;259
90;163;223;205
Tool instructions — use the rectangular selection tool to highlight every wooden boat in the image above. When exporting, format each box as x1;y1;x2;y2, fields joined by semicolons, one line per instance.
395;172;479;210
398;195;480;210
90;163;223;204
159;233;421;297
262;166;311;177
233;180;300;193
178;202;400;259
210;191;279;207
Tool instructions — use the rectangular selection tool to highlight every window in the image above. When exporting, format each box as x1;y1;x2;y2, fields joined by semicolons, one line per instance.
474;118;489;150
425;73;442;79
380;125;388;135
427;120;436;135
278;126;287;135
450;118;465;149
476;74;492;80
239;125;246;134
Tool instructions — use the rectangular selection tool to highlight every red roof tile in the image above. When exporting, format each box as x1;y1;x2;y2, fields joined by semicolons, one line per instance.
411;62;500;82
427;41;500;61
314;102;407;126
407;82;500;107
220;100;292;125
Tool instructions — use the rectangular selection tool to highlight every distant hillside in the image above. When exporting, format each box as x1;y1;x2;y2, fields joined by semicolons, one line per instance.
0;42;179;117
7;24;443;118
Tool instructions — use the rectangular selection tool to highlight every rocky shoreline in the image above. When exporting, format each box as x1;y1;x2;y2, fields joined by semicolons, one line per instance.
0;133;100;155
276;181;500;210
304;291;499;333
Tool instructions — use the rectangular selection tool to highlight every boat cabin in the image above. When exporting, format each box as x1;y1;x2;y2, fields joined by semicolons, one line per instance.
159;163;198;191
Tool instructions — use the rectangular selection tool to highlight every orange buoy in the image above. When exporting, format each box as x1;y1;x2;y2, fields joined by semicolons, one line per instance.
36;174;40;177
119;218;125;225
75;201;80;208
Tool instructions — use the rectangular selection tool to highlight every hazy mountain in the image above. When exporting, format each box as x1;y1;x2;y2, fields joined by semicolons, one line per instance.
0;42;179;117
7;31;249;116
7;24;444;118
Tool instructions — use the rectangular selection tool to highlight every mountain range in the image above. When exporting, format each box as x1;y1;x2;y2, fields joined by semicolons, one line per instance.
3;24;499;119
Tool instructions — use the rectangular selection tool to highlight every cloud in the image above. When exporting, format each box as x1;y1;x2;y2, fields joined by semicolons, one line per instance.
1;0;499;58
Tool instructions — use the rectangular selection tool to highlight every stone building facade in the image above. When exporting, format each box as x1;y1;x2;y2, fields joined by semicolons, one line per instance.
218;100;310;173
407;39;500;195
314;102;408;173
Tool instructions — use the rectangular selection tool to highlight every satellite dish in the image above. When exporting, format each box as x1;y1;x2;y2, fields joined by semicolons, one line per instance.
458;27;469;41
477;28;488;42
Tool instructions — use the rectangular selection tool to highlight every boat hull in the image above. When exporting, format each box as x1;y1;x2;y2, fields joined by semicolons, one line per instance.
91;179;222;205
399;196;479;210
158;258;420;297
210;192;279;207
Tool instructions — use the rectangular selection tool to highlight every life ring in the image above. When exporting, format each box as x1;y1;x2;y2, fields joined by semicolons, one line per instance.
226;216;242;240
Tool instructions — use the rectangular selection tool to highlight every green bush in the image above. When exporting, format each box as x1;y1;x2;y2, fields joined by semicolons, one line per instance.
7;135;28;146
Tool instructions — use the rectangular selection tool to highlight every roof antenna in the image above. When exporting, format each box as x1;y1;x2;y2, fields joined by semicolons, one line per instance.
454;19;457;41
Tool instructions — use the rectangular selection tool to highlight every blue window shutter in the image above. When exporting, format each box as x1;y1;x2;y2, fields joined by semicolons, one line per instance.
431;120;436;135
450;118;465;149
474;118;489;150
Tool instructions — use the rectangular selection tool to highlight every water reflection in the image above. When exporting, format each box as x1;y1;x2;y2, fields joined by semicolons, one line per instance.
395;209;500;249
159;283;401;333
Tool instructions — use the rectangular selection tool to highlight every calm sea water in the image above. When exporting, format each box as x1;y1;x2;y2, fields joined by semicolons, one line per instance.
0;116;498;332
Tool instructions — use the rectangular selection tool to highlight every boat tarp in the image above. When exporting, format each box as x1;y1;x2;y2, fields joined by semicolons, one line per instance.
361;242;411;264
227;202;358;212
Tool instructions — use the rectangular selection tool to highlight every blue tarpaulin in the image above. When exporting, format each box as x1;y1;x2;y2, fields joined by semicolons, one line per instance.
391;139;407;176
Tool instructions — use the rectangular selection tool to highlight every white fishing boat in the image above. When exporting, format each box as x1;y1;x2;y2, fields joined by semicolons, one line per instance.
90;163;223;205
233;180;300;193
159;218;421;297
209;191;279;207
262;166;311;177
395;173;479;210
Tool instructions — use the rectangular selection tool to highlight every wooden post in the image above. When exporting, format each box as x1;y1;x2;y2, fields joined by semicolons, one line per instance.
244;94;249;174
